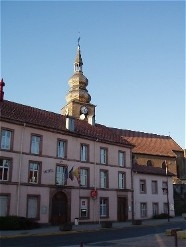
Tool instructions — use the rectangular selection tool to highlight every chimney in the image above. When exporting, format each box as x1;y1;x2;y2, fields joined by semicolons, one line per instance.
88;115;95;126
0;78;5;101
66;116;75;131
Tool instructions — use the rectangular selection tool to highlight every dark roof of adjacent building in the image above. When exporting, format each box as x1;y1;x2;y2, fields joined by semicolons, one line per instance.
133;164;175;176
0;100;133;148
109;127;183;158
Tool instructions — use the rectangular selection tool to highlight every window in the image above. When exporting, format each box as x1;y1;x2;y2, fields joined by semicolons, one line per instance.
152;180;158;194
80;144;89;162
152;203;159;216
140;202;147;218
80;198;89;218
0;129;13;150
118;151;125;167
162;161;166;170
162;181;168;195
100;148;108;164
147;160;153;166
56;165;68;185
0;195;9;216
0;159;11;181
100;198;108;217
118;172;125;189
30;135;42;155
163;203;168;214
27;195;40;219
80;168;89;187
29;162;40;184
57;139;67;158
100;170;108;188
140;180;146;193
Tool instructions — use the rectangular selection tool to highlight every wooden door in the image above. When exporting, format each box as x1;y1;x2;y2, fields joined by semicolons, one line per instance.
51;192;68;225
117;197;128;222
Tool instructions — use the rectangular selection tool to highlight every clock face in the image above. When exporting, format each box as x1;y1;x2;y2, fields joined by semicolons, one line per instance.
80;106;88;115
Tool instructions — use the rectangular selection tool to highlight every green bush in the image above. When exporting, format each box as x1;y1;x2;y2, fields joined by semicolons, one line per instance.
0;216;40;230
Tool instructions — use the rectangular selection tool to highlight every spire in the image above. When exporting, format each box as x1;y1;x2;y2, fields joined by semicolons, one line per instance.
0;78;5;101
74;36;83;72
61;40;96;124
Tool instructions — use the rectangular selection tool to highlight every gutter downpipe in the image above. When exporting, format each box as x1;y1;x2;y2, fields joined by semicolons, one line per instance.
131;151;135;223
16;123;26;216
93;138;97;223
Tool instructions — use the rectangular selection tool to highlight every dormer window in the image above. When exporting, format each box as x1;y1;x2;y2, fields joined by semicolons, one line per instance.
147;160;153;166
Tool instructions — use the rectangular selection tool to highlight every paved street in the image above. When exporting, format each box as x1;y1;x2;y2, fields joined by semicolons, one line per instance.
1;217;186;247
80;233;186;247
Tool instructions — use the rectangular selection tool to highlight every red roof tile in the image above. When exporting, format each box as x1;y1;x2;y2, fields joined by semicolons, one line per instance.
1;100;183;157
0;100;133;148
109;127;183;157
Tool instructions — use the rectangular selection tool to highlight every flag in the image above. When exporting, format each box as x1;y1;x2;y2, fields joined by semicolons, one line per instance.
69;167;74;181
73;167;80;185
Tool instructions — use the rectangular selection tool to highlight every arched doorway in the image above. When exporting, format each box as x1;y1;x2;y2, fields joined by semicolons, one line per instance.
51;191;68;225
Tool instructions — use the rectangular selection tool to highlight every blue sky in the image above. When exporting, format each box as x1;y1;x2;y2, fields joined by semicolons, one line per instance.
1;0;185;149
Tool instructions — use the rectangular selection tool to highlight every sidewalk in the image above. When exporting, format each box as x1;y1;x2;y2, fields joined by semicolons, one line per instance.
0;216;186;247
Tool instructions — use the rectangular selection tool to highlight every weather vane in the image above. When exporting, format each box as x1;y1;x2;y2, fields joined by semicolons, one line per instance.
78;32;80;46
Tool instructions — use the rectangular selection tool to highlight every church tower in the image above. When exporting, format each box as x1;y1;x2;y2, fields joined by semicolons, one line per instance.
61;40;96;125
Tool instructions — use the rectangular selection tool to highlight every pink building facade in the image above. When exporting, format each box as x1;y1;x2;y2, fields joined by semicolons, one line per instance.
0;108;134;224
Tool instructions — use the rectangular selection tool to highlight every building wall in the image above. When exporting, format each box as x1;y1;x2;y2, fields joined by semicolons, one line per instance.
1;121;132;223
133;173;175;219
134;153;177;177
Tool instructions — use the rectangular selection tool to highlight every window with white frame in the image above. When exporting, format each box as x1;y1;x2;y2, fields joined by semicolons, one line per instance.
29;162;40;183
80;144;88;162
0;129;12;150
152;180;158;194
140;202;147;218
163;203;168;214
57;139;67;158
0;159;10;181
100;170;108;188
0;195;9;216
80;168;88;187
100;198;108;217
80;198;89;218
140;180;146;193
31;135;42;155
27;195;39;219
152;202;159;216
56;165;68;185
118;151;125;167
162;181;168;195
118;172;125;189
100;148;107;164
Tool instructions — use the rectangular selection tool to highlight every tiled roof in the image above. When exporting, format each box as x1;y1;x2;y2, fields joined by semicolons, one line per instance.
133;164;175;176
1;100;183;157
109;127;183;157
0;100;133;148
